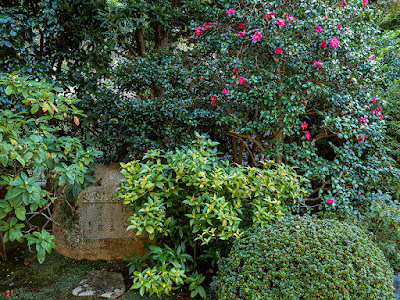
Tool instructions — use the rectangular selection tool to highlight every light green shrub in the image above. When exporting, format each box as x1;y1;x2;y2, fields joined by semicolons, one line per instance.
118;133;307;298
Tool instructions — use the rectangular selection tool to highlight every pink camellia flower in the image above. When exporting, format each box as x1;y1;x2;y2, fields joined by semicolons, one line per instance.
252;31;263;42
266;11;276;19
232;68;238;76
373;109;379;115
379;114;383;120
203;22;211;31
362;0;368;7
320;39;328;48
371;97;376;103
330;38;339;48
288;16;297;23
238;23;245;30
221;88;230;94
195;26;202;36
360;193;365;197
315;25;323;33
274;47;282;54
276;18;285;26
198;76;204;80
377;105;382;112
342;0;347;8
357;133;365;142
305;131;311;140
317;70;322;74
211;95;217;106
226;8;235;14
238;76;246;85
301;121;308;130
238;30;247;37
358;117;367;123
369;55;375;60
337;24;342;29
326;199;334;205
313;59;324;66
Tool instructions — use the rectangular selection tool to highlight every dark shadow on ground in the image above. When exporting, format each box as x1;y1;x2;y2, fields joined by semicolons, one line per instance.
0;242;200;300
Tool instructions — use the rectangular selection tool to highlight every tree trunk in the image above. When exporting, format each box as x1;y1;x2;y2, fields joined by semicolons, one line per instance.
153;22;168;48
273;130;284;164
135;27;146;57
0;232;6;262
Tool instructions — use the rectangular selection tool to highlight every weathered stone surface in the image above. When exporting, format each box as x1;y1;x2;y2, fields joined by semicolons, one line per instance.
53;164;147;260
72;270;125;298
394;272;400;300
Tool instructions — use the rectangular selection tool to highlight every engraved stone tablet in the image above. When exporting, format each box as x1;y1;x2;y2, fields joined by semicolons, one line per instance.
82;202;134;239
52;164;147;260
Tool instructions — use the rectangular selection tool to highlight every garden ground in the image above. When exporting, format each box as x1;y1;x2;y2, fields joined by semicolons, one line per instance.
0;242;200;300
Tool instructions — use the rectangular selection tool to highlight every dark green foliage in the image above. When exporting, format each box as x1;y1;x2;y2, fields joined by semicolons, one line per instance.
0;0;228;161
380;80;400;196
377;31;400;197
211;215;394;300
354;199;400;272
80;50;226;161
0;0;110;77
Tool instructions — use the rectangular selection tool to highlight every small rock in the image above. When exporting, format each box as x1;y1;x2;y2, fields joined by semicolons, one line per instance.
72;270;126;298
394;272;400;300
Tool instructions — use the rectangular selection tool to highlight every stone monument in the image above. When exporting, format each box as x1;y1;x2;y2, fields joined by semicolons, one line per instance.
53;164;147;260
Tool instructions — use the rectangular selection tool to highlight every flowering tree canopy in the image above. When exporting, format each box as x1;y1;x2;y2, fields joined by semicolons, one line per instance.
192;0;398;213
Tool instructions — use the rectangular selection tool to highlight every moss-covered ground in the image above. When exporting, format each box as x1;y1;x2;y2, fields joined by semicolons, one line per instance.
0;242;200;300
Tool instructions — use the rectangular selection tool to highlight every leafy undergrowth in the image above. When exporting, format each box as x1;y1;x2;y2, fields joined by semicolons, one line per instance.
0;242;200;300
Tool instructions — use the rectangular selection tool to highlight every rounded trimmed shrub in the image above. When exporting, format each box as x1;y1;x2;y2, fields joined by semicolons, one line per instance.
211;215;394;300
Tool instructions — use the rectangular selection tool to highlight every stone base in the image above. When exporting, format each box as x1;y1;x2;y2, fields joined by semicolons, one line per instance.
52;163;148;261
53;226;147;261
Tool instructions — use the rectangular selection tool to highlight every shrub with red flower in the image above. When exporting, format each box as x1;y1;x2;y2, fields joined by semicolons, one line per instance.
195;26;202;36
266;11;276;19
320;39;328;48
211;95;217;106
189;0;395;217
330;38;339;48
275;18;285;26
252;31;263;42
315;25;323;33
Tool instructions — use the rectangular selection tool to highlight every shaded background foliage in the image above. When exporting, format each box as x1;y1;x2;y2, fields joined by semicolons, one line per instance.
2;0;400;210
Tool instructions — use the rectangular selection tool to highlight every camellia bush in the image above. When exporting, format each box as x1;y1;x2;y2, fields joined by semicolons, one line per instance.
0;73;101;263
118;133;307;297
187;0;399;214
